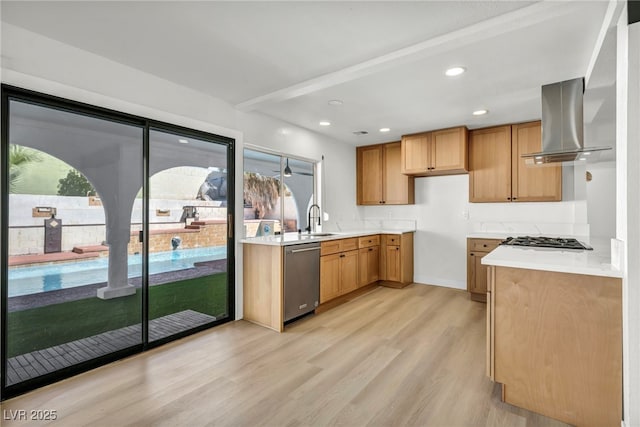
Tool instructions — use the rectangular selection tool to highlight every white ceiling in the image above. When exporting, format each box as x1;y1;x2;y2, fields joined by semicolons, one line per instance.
1;1;613;146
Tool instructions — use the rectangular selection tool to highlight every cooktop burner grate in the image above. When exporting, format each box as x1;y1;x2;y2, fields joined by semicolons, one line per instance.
500;236;593;250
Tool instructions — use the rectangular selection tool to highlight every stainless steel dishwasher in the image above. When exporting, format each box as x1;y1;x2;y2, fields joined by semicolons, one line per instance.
284;242;320;322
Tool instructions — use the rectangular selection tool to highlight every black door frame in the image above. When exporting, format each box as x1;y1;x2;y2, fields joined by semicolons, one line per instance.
0;84;235;400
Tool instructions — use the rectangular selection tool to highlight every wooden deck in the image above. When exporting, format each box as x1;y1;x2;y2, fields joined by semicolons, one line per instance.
6;310;216;386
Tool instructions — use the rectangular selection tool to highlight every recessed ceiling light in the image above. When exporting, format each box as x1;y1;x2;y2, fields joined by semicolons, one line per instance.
319;121;331;126
328;100;343;106
578;157;587;161
472;109;489;116
379;128;391;133
445;66;466;77
178;138;189;144
583;152;591;156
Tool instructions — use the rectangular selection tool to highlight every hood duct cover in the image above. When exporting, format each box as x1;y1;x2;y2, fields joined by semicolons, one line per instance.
522;77;611;164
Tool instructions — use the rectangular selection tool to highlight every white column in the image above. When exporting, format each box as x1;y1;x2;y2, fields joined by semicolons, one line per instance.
96;201;136;299
617;9;640;427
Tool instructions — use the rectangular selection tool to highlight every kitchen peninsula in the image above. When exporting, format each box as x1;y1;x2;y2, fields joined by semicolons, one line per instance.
482;240;622;427
241;227;414;332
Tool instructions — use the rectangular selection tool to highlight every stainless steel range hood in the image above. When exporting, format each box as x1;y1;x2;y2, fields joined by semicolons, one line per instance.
522;77;611;164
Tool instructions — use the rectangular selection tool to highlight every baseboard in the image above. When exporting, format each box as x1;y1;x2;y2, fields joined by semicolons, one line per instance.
413;275;466;290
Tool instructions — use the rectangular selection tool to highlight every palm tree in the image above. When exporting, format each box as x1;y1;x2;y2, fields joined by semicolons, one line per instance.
9;145;41;192
243;172;280;218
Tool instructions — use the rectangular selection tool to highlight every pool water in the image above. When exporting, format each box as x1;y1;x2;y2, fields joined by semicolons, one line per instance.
8;246;227;297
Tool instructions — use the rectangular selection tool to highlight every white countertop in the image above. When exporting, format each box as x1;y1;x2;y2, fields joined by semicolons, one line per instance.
467;232;512;240
481;238;622;278
240;229;415;246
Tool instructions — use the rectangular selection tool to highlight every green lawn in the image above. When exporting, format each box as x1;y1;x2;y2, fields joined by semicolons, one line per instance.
7;273;228;358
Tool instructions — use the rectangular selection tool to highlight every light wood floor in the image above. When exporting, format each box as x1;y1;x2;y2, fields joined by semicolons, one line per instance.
1;284;568;427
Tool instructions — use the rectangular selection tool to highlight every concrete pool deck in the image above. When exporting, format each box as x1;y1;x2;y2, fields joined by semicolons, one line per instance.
7;259;227;312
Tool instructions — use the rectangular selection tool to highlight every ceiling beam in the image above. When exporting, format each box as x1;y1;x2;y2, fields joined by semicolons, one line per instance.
235;1;583;112
585;0;624;88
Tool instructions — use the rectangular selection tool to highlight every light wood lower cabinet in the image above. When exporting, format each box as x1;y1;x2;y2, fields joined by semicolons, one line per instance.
320;249;358;303
243;244;284;332
487;265;622;427
358;246;380;287
321;233;414;303
380;233;414;287
466;238;501;302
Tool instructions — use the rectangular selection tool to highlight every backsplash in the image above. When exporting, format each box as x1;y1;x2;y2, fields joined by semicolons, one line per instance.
332;218;417;232
470;221;590;237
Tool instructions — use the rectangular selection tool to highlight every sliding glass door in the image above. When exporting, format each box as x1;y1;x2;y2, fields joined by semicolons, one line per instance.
147;128;231;342
3;98;145;390
1;86;235;398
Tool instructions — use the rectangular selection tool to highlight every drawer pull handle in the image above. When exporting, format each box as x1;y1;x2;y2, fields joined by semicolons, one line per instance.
340;254;345;258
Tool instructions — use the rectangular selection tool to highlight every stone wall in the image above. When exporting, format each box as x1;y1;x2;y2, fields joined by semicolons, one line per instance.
7;194;228;256
128;221;227;254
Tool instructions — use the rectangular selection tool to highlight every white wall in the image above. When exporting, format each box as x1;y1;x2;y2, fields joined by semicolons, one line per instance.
617;11;640;427
362;175;586;289
586;160;617;238
0;24;358;323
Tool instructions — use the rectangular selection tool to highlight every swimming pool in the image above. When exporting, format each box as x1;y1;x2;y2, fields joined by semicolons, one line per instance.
8;246;227;297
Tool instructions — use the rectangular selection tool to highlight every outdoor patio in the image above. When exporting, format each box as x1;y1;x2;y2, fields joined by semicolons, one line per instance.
6;309;217;386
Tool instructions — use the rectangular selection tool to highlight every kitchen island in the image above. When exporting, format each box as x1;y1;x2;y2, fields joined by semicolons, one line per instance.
241;229;415;332
482;240;621;427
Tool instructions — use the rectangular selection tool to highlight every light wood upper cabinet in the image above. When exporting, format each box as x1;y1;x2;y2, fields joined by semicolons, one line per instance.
511;122;562;202
431;127;468;172
469;125;512;202
357;142;414;205
401;127;468;176
401;132;431;174
469;122;561;203
357;145;383;205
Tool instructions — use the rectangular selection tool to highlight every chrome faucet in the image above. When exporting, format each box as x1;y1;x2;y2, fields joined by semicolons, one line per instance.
306;204;321;233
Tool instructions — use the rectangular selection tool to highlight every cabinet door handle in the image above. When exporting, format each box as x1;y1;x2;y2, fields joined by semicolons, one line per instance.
512;197;518;200
396;247;399;251
368;248;373;252
470;253;475;256
483;244;487;247
340;254;345;258
507;197;512;200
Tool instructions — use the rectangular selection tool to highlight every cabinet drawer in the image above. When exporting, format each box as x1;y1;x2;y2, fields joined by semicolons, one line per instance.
469;239;501;252
358;235;380;248
383;234;402;246
321;238;359;256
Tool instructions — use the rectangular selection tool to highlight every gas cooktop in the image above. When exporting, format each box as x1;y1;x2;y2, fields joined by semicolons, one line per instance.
500;236;593;250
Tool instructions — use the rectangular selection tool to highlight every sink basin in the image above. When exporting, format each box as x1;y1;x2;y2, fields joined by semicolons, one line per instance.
305;233;335;237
